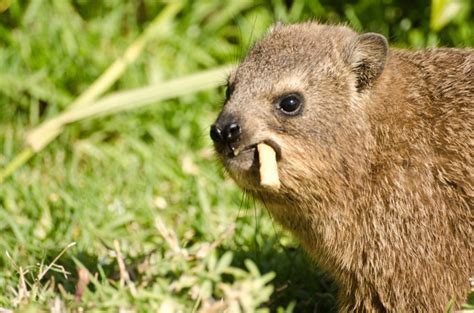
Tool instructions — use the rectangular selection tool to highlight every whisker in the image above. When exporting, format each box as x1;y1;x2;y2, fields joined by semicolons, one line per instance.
236;189;246;221
250;193;261;257
258;192;293;263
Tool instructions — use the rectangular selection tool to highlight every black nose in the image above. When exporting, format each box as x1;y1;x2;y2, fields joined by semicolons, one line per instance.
210;123;241;143
210;125;223;142
223;123;241;143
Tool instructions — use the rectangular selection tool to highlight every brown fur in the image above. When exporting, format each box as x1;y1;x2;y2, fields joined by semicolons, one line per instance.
212;22;473;312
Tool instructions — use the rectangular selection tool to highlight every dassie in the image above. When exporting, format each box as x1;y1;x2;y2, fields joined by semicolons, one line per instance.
210;22;473;312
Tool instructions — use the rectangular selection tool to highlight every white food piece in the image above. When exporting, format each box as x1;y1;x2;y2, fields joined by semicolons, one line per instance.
257;143;280;189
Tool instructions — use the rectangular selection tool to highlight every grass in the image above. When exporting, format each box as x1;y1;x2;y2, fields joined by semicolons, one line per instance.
0;0;472;312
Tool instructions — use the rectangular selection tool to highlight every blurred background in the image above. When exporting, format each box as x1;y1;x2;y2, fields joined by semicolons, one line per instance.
0;0;472;312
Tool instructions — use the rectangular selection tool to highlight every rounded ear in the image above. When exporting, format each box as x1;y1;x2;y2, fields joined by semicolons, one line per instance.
345;33;388;91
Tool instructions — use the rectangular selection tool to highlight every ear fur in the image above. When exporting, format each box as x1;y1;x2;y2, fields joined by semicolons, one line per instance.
268;21;284;34
345;33;388;91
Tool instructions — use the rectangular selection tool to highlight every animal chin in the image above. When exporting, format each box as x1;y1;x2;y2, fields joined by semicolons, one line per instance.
224;145;257;174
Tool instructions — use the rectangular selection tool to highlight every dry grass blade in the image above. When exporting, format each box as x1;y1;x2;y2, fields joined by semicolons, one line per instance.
0;3;181;184
0;149;34;184
26;65;234;151
0;64;233;183
70;2;182;110
37;242;76;281
74;267;90;302
27;3;181;151
113;240;137;296
155;216;189;259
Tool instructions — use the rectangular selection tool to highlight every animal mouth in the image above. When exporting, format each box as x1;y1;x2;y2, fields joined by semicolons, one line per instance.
231;139;281;161
219;138;282;191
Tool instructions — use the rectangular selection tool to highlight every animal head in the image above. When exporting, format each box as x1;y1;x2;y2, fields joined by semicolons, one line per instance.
211;23;388;198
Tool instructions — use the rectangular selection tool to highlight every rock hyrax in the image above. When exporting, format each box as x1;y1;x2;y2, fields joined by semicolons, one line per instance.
210;22;473;312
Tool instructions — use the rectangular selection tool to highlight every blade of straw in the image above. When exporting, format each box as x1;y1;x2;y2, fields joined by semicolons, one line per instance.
0;65;233;183
25;2;182;149
71;2;181;110
0;3;182;183
26;65;234;148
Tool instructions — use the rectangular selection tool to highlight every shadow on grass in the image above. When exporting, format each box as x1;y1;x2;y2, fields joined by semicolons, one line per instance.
229;237;339;313
39;250;118;295
38;239;338;312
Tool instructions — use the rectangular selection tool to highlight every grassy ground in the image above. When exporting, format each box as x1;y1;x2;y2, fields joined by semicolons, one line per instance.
0;1;472;312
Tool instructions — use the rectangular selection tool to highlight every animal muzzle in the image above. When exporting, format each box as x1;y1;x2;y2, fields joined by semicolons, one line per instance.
210;112;243;155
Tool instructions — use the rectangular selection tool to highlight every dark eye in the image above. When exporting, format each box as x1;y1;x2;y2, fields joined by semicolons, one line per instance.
277;93;303;115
